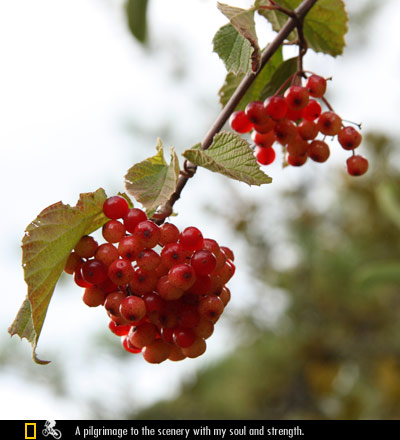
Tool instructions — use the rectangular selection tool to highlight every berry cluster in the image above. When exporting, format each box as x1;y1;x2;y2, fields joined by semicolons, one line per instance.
229;74;368;176
64;196;234;363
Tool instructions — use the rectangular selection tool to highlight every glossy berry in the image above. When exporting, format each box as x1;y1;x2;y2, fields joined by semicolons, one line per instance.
82;286;107;307
123;208;147;234
308;140;330;163
251;130;275;149
220;246;234;261
94;243;119;267
264;96;288;120
255;146;276;165
173;328;196;348
306;74;327;98
119;295;146;323
81;260;108;285
74;235;98;259
298;120;318;140
287;154;308;167
129;268;158;294
137;248;161;271
302;99;322;121
191;249;217;276
287;136;309;158
157;275;184;301
134;220;161;249
108;259;135;286
179;226;204;251
245;100;269;125
64;252;82;275
274;118;297;145
128;322;157;348
317;111;342;136
198;296;224;323
142;339;171;363
159;222;180;246
118;235;142;261
346;155;369;176
121;336;142;354
338;126;362;150
168;264;196;291
229;110;253;133
284;86;309;111
103;196;130;220
161;243;189;268
104;290;126;316
108;320;130;337
182;337;206;358
102;220;126;243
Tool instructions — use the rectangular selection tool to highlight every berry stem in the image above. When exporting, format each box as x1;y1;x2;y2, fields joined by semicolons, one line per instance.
152;0;318;224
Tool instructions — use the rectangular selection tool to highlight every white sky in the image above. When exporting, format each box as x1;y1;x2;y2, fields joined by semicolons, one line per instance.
0;0;399;419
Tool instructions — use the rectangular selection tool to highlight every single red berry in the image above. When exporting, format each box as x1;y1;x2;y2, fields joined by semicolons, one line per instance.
287;154;308;167
82;286;107;307
254;146;276;165
198;296;224;323
134;220;161;249
317;111;342;136
338;126;362;150
168;264;196;291
286;107;303;122
306;74;327;98
94;243;119;267
284;86;309;111
251;130;275;149
137;248;161;271
102;220;126;243
187;274;212;296
159;222;180;246
119;295;146;323
264;96;288;120
74;235;98;259
161;242;190;268
302;99;322;121
103;196;130;220
274;118;297;145
287;135;309;158
308;140;330;163
245;100;269;126
193;318;214;339
298;120;318;140
182;337;207;358
202;238;220;257
108;259;135;286
121;336;142;354
220;246;234;261
253;117;275;134
123;208;147;234
157;275;184;301
191;249;217;276
142;291;164;316
179;226;204;251
229;110;253;133
64;252;83;275
128;322;157;348
346;155;369;176
173;328;196;348
142;339;171;363
74;265;94;288
104;290;127;316
129;268;158;294
118;235;142;261
108;320;131;337
81;259;108;285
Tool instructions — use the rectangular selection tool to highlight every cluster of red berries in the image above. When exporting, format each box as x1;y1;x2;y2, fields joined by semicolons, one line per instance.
64;196;234;363
229;74;368;176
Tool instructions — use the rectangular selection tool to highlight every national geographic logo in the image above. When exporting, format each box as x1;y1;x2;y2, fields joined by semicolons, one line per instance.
25;423;36;439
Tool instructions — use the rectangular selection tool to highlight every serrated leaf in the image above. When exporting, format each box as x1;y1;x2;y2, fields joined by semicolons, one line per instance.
217;3;260;72
9;188;108;364
258;0;348;57
125;139;180;216
219;47;284;109
213;23;253;74
183;132;271;186
125;0;148;44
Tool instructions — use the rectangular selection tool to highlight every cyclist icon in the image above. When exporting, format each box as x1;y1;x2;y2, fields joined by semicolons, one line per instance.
42;420;62;439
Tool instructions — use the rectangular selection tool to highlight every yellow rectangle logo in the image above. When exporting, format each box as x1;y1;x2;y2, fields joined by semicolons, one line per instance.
25;423;36;439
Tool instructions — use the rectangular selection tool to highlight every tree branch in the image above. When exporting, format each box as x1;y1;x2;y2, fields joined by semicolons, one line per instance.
152;0;318;224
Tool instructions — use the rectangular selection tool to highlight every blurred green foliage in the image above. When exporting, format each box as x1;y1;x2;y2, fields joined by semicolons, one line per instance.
134;133;400;419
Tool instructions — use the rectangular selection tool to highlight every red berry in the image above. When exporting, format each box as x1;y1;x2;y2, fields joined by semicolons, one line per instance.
142;339;171;363
74;235;98;259
191;249;217;276
264;96;288;120
104;290;126;316
308;140;330;163
298;120;318;140
198;296;224;323
94;243;119;266
134;220;161;249
108;320;131;337
119;295;146;323
274;118;297;145
245;100;269;126
338;126;362;150
317;111;342;136
129;268;158;294
168;264;196;291
182;337;206;358
287;154;308;167
123;208;147;234
82;286;107;307
220;246;234;261
137;248;161;271
161;243;190;268
102;220;126;243
173;328;196;348
284;86;309;111
108;259;135;285
81;259;108;285
229;110;253;133
251;130;275;149
179;226;204;251
254;146;276;165
301;99;322;121
118;235;142;261
74;265;94;288
159;222;180;246
286;108;303;122
128;322;157;348
346;155;369;176
64;252;83;275
121;336;142;354
103;196;130;220
306;74;327;98
287;136;309;158
157;275;184;301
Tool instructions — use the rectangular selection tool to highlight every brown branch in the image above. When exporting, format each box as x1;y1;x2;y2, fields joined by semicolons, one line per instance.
152;0;318;224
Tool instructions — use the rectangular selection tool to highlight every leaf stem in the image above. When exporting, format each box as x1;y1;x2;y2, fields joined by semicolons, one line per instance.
152;0;318;224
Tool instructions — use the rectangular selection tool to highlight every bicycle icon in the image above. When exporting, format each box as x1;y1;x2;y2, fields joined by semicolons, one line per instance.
42;420;62;439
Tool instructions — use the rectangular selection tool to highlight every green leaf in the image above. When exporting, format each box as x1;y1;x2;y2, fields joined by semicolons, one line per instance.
217;3;260;72
258;0;348;57
213;23;253;74
125;0;148;44
125;138;180;216
260;56;298;98
354;261;400;289
9;188;108;364
219;47;285;109
183;132;272;186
